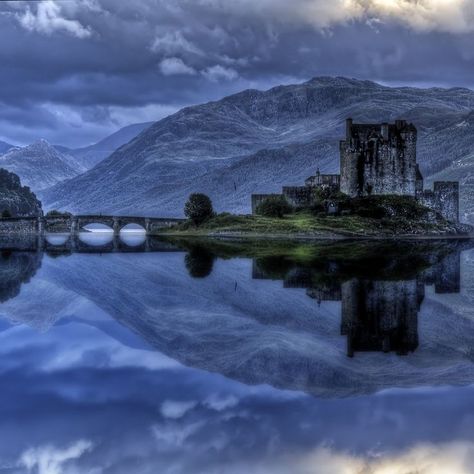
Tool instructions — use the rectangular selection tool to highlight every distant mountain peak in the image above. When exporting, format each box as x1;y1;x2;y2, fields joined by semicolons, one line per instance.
0;138;86;192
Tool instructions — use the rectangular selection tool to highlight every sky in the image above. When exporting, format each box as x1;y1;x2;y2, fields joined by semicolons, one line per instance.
1;0;474;147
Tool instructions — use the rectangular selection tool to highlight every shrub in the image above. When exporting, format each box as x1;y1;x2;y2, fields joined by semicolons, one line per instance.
256;196;292;218
350;196;430;220
45;209;72;218
1;210;11;218
184;193;214;225
312;188;351;215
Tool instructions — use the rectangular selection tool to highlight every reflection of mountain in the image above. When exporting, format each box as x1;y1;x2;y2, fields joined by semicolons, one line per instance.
0;251;42;303
16;240;470;398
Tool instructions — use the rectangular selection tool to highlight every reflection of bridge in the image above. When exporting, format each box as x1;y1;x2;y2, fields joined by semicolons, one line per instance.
0;233;180;254
0;215;184;235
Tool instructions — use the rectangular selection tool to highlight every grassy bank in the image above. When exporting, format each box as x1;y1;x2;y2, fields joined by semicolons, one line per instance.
157;210;465;240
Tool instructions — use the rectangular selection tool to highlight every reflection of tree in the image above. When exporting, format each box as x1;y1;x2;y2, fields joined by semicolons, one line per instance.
0;251;42;303
253;256;293;280
185;247;215;278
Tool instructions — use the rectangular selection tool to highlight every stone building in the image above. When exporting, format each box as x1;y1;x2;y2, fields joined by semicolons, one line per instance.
251;118;460;222
340;119;459;222
340;119;418;197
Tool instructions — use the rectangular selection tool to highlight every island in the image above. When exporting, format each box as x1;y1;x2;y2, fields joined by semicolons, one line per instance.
160;119;471;240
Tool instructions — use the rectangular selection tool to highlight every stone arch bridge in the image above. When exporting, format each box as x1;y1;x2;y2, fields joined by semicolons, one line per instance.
0;215;184;235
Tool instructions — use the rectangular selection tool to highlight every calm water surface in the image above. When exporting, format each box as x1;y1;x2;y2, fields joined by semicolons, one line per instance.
1;235;474;473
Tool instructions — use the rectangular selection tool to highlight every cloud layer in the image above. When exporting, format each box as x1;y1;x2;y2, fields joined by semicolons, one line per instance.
1;0;474;147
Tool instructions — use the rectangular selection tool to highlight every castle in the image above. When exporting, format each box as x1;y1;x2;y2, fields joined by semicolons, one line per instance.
252;119;460;222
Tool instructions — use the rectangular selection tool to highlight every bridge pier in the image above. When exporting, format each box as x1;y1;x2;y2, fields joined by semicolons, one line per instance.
71;217;78;234
113;217;120;235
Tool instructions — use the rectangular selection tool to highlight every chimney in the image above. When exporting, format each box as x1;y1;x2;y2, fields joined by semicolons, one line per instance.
346;118;353;140
381;122;389;141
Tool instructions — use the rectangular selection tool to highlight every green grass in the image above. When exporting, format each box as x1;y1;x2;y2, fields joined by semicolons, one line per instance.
158;209;451;239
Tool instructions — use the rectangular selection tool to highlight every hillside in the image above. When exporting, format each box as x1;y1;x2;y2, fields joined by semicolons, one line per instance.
41;77;474;218
0;139;85;192
68;121;153;169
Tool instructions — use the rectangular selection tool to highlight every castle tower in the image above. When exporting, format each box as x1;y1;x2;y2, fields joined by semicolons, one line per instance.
340;119;418;197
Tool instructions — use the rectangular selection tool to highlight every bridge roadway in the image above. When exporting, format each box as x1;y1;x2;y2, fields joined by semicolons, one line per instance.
0;215;184;235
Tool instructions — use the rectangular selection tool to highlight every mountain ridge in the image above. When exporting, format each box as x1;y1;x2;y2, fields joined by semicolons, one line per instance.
40;76;474;219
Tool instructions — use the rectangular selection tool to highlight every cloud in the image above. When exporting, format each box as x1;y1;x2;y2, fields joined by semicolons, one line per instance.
352;0;474;34
19;440;93;474
297;443;474;474
213;0;474;33
202;65;239;82
1;0;474;147
150;31;203;56
159;57;197;76
16;0;93;38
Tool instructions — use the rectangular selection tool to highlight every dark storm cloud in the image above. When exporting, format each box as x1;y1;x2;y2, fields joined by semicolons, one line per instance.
1;0;474;147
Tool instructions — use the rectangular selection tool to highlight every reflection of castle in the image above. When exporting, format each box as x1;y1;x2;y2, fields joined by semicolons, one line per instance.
340;279;422;357
252;248;461;357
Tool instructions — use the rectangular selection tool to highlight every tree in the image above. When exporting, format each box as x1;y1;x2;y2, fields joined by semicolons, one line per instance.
1;210;11;218
184;193;214;225
256;196;292;218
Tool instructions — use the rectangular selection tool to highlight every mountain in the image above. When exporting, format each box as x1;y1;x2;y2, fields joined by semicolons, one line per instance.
41;77;474;218
0;139;86;193
0;140;14;155
67;121;153;169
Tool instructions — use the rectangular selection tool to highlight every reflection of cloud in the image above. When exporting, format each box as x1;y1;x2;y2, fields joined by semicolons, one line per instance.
152;421;205;449
0;313;474;473
19;440;93;474
161;400;197;419
204;394;239;411
297;442;474;474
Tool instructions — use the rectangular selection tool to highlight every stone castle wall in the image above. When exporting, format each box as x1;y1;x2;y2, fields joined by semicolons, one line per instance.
0;218;39;234
282;186;312;207
251;194;283;214
340;119;418;198
419;182;459;223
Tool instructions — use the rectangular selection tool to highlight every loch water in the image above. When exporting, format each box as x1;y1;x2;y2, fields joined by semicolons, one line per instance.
1;233;474;473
